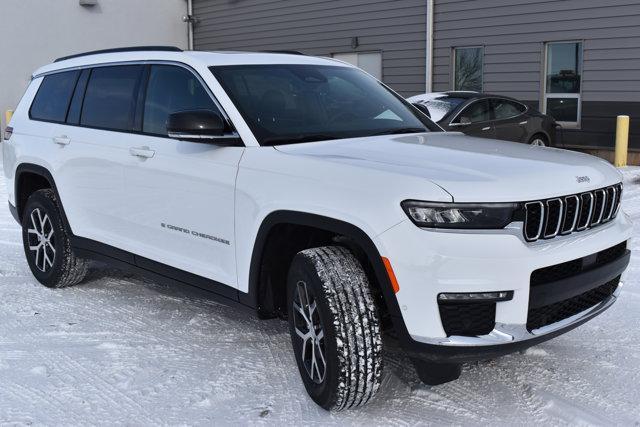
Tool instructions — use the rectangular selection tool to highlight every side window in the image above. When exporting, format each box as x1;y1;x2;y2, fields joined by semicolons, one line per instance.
30;70;80;122
457;100;491;124
66;69;91;125
143;65;218;135
492;99;526;120
81;65;144;131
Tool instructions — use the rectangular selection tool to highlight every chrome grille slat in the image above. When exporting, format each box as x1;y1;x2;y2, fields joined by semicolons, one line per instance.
543;198;563;238
524;201;545;242
561;195;580;234
613;184;623;217
591;189;606;226
522;184;622;242
603;186;616;222
577;192;594;231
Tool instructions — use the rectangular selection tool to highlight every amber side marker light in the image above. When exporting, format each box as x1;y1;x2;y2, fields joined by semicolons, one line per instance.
382;257;400;293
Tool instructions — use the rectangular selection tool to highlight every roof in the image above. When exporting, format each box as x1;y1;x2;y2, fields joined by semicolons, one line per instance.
33;49;350;77
408;91;521;103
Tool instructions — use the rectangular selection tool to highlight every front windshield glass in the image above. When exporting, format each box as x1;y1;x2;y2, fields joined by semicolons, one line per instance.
421;97;467;122
210;64;438;145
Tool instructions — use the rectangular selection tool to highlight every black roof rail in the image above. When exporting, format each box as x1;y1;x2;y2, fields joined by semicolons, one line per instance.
54;46;183;63
261;50;305;55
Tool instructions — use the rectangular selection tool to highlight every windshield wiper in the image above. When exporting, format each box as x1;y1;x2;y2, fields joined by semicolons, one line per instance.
372;127;427;136
262;134;337;145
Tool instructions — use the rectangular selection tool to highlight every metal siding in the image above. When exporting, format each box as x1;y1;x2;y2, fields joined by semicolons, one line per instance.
433;0;640;149
433;0;640;100
193;0;427;96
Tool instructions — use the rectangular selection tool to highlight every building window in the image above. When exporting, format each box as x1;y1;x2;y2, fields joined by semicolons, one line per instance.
332;52;382;80
544;41;582;126
453;47;483;92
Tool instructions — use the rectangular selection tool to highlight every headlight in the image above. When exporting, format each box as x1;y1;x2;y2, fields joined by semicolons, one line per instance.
401;200;518;229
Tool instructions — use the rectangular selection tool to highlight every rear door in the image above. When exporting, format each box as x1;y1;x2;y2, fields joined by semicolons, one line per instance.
449;99;495;139
122;64;243;290
53;65;144;248
490;98;528;142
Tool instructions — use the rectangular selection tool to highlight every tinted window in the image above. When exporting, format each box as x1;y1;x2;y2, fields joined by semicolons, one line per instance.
66;69;90;125
457;100;491;123
492;99;526;120
30;71;80;122
211;64;436;145
143;65;218;135
81;65;144;131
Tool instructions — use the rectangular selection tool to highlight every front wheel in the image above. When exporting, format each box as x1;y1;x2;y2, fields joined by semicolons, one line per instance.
287;246;383;411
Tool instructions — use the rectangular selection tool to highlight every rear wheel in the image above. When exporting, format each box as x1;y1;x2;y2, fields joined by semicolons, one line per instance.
529;134;548;146
287;246;383;410
21;189;88;288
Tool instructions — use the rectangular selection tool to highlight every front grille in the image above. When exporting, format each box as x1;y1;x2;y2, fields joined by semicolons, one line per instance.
438;301;496;337
530;242;627;287
523;183;622;242
527;277;619;330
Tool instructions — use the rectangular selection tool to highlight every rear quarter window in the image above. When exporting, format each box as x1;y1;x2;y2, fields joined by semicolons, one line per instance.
29;71;80;122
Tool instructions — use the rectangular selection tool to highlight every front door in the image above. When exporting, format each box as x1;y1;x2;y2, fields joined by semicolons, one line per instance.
450;99;496;139
122;65;243;291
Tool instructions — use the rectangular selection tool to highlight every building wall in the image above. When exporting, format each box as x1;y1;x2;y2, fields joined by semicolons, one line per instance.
432;0;640;150
192;0;428;96
0;0;188;133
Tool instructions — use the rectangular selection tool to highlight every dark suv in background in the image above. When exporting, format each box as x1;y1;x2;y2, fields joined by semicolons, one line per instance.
409;91;559;147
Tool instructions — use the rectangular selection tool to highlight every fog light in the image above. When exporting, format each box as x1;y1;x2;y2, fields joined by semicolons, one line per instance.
438;291;513;303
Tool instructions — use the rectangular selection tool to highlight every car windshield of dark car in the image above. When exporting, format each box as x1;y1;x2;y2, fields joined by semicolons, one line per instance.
419;96;467;122
210;64;437;145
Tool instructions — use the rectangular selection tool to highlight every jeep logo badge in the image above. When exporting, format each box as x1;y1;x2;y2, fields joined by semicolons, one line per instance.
576;176;591;183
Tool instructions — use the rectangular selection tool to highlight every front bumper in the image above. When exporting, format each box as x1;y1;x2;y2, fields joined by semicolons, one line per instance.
375;212;632;362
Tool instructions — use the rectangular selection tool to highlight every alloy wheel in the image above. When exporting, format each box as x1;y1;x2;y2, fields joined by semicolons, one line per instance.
26;208;56;272
530;138;546;146
292;280;327;384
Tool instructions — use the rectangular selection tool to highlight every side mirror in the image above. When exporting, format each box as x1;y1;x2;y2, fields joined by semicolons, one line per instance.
167;110;240;145
451;116;472;127
412;103;431;118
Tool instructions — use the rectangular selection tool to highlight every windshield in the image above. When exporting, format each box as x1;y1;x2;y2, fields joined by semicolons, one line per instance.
418;96;466;122
210;64;439;145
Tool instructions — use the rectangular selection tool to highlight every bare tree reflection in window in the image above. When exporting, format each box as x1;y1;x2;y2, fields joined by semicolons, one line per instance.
454;47;483;92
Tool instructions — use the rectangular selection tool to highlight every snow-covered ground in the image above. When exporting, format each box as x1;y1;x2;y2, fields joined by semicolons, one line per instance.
0;163;639;425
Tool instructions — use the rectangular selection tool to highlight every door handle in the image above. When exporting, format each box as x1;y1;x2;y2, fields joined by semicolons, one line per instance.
53;136;70;146
482;127;491;131
129;147;155;159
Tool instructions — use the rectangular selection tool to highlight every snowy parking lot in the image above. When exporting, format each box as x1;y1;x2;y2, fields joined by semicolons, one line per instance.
0;163;639;425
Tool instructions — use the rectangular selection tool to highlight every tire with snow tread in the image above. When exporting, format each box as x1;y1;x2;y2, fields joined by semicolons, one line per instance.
21;189;88;288
287;245;383;411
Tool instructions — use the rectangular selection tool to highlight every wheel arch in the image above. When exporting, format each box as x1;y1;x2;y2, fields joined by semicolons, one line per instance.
14;163;71;231
528;130;551;145
246;210;405;328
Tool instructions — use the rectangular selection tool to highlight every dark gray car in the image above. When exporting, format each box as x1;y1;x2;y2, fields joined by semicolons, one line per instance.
408;92;559;147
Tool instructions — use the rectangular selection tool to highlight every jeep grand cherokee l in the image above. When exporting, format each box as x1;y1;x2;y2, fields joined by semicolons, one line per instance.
3;46;631;410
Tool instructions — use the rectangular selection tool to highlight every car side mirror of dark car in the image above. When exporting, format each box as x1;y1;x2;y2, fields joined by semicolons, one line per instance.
451;116;472;127
167;110;241;145
412;103;431;118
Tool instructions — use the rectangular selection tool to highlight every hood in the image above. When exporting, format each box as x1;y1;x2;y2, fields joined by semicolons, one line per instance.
274;132;622;202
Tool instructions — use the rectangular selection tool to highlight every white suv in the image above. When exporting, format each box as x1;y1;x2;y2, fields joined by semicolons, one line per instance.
3;47;632;410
